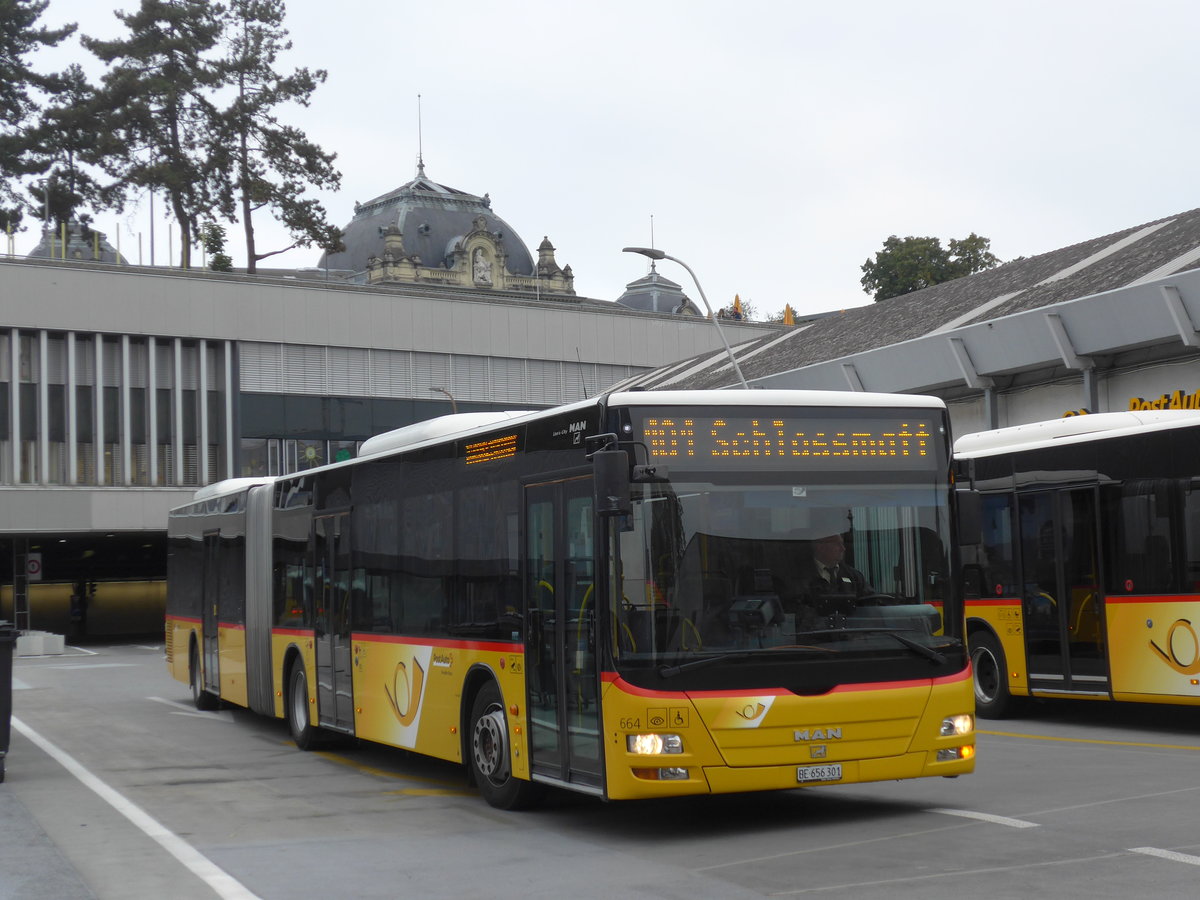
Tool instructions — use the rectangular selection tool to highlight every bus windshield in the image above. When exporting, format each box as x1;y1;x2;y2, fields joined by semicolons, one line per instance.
610;473;960;684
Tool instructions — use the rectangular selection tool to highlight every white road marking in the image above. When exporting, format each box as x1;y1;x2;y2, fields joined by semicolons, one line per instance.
39;663;139;670
147;696;234;721
928;807;1039;828
11;716;261;900
12;677;31;690
1129;847;1200;866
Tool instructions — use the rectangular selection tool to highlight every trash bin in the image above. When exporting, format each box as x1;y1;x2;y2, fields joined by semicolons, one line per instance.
0;620;15;783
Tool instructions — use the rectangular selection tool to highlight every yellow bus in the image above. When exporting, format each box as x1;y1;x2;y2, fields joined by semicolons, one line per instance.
166;389;975;808
957;410;1200;717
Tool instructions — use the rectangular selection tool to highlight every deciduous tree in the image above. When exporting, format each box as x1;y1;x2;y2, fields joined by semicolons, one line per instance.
861;233;999;302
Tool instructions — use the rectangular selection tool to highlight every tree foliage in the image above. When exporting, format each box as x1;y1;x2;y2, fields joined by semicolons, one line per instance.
214;0;343;272
860;233;1000;302
4;0;343;269
716;296;757;321
0;0;77;226
83;0;226;268
23;64;105;228
200;221;233;271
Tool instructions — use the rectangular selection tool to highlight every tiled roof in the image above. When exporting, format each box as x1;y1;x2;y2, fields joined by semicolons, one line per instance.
631;208;1200;390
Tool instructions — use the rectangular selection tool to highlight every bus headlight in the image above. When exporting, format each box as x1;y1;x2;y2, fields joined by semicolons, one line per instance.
937;745;975;762
627;733;683;755
940;714;974;737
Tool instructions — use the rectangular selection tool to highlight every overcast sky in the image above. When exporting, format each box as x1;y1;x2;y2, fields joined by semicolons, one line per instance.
17;0;1200;318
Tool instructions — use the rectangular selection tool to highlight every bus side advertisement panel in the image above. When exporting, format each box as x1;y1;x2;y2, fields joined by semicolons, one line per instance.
218;624;249;708
351;635;529;776
1107;597;1200;701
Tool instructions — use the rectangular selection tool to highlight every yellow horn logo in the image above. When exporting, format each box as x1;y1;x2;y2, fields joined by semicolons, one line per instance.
1149;619;1200;675
385;658;426;725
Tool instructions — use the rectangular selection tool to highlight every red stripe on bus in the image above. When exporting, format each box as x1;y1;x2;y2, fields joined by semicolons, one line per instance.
966;597;1020;606
351;633;520;654
272;627;314;638
1105;594;1200;604
169;615;201;625
600;666;969;698
218;622;245;631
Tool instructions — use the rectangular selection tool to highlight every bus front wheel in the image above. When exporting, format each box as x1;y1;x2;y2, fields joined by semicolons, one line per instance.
190;646;218;711
287;663;322;750
971;630;1018;718
469;682;543;810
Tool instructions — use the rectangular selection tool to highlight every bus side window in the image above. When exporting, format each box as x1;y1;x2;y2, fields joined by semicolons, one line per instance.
1184;481;1200;590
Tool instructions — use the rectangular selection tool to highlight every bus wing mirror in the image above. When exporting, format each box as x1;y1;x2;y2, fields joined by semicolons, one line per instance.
956;489;982;546
593;450;632;517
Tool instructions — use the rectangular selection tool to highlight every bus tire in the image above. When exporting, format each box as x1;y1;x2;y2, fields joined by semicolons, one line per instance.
970;629;1018;718
190;645;219;711
469;682;543;810
287;662;323;750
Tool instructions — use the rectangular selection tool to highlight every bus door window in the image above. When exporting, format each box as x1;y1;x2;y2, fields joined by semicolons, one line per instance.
524;477;602;786
1019;489;1105;689
313;512;355;732
201;531;221;693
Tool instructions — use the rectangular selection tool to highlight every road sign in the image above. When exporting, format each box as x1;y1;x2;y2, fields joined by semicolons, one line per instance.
25;553;42;582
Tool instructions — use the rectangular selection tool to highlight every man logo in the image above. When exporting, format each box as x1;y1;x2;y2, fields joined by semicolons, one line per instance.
794;728;843;741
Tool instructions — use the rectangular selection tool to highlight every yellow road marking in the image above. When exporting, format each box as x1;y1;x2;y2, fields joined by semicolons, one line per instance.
980;729;1200;752
309;746;467;787
383;788;474;797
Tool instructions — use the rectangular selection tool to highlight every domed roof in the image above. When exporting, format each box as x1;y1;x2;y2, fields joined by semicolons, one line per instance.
616;264;701;315
318;164;535;279
28;221;125;265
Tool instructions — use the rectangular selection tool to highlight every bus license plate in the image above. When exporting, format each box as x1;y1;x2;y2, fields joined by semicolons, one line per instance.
797;764;842;783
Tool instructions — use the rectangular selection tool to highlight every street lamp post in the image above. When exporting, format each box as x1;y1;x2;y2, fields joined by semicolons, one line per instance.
622;247;750;389
429;386;458;413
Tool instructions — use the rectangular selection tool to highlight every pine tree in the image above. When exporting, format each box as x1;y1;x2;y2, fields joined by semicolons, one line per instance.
83;1;225;268
0;0;77;227
215;0;342;272
23;64;105;228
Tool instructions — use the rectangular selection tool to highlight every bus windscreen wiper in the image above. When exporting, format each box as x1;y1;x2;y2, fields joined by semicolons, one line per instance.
658;651;755;678
657;644;842;678
839;628;949;664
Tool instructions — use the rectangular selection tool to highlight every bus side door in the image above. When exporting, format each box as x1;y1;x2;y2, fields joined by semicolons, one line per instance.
524;474;603;790
313;512;356;733
201;530;221;693
1019;488;1107;694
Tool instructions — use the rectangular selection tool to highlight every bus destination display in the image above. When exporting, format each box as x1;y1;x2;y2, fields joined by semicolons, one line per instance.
637;413;937;469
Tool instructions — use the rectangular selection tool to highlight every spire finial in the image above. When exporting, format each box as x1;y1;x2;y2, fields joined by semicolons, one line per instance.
416;93;426;177
649;214;656;272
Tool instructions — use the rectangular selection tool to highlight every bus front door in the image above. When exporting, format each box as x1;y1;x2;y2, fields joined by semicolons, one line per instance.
1019;489;1108;695
525;476;603;791
201;531;221;694
313;512;355;733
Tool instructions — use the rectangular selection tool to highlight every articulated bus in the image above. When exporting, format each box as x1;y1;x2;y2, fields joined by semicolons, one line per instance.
956;410;1200;717
166;389;975;808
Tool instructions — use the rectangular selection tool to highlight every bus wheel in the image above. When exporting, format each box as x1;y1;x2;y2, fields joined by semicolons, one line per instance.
287;663;322;750
971;630;1017;718
190;647;218;711
469;682;543;810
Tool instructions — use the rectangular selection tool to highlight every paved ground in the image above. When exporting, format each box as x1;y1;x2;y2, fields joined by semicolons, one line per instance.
8;641;1200;899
